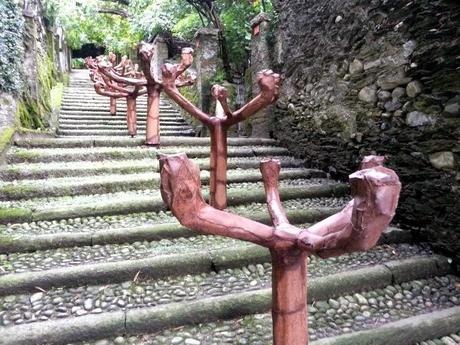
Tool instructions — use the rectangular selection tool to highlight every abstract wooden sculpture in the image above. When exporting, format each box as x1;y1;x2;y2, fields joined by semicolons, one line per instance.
159;153;401;345
98;43;195;146
97;60;147;137
160;48;280;210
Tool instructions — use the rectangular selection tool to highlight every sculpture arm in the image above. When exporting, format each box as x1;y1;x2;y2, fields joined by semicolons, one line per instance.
226;70;281;126
161;64;211;126
297;156;401;258
94;83;128;98
159;153;276;246
98;64;147;87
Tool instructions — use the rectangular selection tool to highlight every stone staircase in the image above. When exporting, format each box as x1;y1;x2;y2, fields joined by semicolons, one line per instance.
0;70;458;345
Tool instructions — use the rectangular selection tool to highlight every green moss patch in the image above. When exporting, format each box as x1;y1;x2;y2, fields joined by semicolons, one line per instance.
0;128;15;155
0;207;32;224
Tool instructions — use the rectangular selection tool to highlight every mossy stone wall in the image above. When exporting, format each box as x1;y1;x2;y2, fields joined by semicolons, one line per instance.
273;0;460;267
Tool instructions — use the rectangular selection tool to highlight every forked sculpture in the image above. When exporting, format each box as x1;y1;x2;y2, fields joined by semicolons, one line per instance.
160;48;281;210
159;154;401;345
97;43;195;145
86;56;147;136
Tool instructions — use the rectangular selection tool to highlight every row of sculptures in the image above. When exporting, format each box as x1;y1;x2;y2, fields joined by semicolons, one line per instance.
86;44;402;345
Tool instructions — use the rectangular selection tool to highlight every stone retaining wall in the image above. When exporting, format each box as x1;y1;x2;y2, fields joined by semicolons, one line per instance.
272;0;460;266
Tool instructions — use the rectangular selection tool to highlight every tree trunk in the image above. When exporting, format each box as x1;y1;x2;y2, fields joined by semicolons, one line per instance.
145;87;161;146
271;249;308;345
110;97;117;115
126;96;137;137
209;123;228;210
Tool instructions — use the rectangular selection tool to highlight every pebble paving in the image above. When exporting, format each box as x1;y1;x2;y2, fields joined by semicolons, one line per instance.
0;156;305;181
0;197;349;235
0;243;434;327
68;275;460;345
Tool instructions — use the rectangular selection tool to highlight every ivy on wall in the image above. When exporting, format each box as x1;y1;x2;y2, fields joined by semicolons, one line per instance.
0;0;25;95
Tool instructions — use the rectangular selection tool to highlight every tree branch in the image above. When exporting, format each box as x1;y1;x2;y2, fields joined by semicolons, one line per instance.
97;8;130;18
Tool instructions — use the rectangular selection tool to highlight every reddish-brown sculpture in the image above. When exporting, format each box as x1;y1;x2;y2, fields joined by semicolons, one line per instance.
97;59;147;137
160;48;280;209
159;153;401;345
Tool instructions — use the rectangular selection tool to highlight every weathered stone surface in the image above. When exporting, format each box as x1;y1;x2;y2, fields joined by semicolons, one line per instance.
406;81;423;98
358;87;376;104
272;0;460;267
406;111;436;127
429;152;455;171
349;59;363;75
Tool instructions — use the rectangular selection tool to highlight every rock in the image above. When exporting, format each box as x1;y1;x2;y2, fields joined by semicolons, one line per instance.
377;90;391;101
392;87;405;100
335;15;343;23
185;339;201;345
377;68;412;90
364;59;381;70
358;86;377;104
384;101;402;112
406;111;436;127
444;96;460;117
171;337;184;344
83;298;93;310
406;81;423;98
30;293;44;304
349;59;363;75
429;152;455;170
403;40;417;58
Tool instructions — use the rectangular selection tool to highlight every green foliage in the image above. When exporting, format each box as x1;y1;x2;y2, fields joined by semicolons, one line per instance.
50;82;64;111
0;0;24;95
0;128;15;155
72;58;85;69
172;12;202;41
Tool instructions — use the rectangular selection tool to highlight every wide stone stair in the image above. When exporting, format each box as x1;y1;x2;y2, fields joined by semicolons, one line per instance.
0;70;458;345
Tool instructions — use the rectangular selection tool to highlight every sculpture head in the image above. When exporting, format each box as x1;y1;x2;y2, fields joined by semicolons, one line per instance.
257;69;282;103
108;52;116;64
138;42;155;63
159;153;206;219
211;85;229;103
181;47;194;68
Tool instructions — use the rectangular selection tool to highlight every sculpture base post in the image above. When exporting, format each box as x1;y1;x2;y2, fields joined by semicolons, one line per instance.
110;97;117;115
209;123;228;210
146;87;160;146
126;96;137;137
271;249;308;345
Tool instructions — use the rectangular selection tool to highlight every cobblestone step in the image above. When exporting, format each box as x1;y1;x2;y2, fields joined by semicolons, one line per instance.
59;118;187;126
0;183;349;224
58;129;196;137
416;333;460;345
0;169;320;200
0;255;453;345
12;136;277;149
6;145;290;164
0;156;305;181
0;198;344;241
58;123;191;131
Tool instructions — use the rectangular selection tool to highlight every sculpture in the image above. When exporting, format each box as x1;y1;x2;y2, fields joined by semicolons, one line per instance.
86;55;147;137
159;153;401;345
160;48;280;209
97;43;195;146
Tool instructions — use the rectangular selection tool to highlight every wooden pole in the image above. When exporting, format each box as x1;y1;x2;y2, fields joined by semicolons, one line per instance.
146;86;161;146
126;96;137;137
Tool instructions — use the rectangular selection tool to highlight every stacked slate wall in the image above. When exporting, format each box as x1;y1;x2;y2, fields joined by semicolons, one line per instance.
272;0;460;266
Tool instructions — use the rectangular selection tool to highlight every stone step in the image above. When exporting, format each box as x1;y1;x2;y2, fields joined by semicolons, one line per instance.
0;254;453;345
59;129;195;137
6;145;291;164
59;110;181;117
416;333;460;345
0;156;309;181
59;119;186;126
58;123;190;130
58;121;192;130
0;200;350;252
60;105;173;112
0;182;349;224
0;168;319;200
12;136;278;149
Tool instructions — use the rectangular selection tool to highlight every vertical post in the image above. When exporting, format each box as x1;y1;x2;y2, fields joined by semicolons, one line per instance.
110;97;117;115
271;250;308;345
250;13;273;138
126;96;137;137
153;36;169;82
146;86;161;146
195;28;221;113
209;122;228;209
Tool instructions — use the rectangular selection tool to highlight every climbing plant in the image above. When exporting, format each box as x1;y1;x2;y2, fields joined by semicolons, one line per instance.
0;0;25;95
